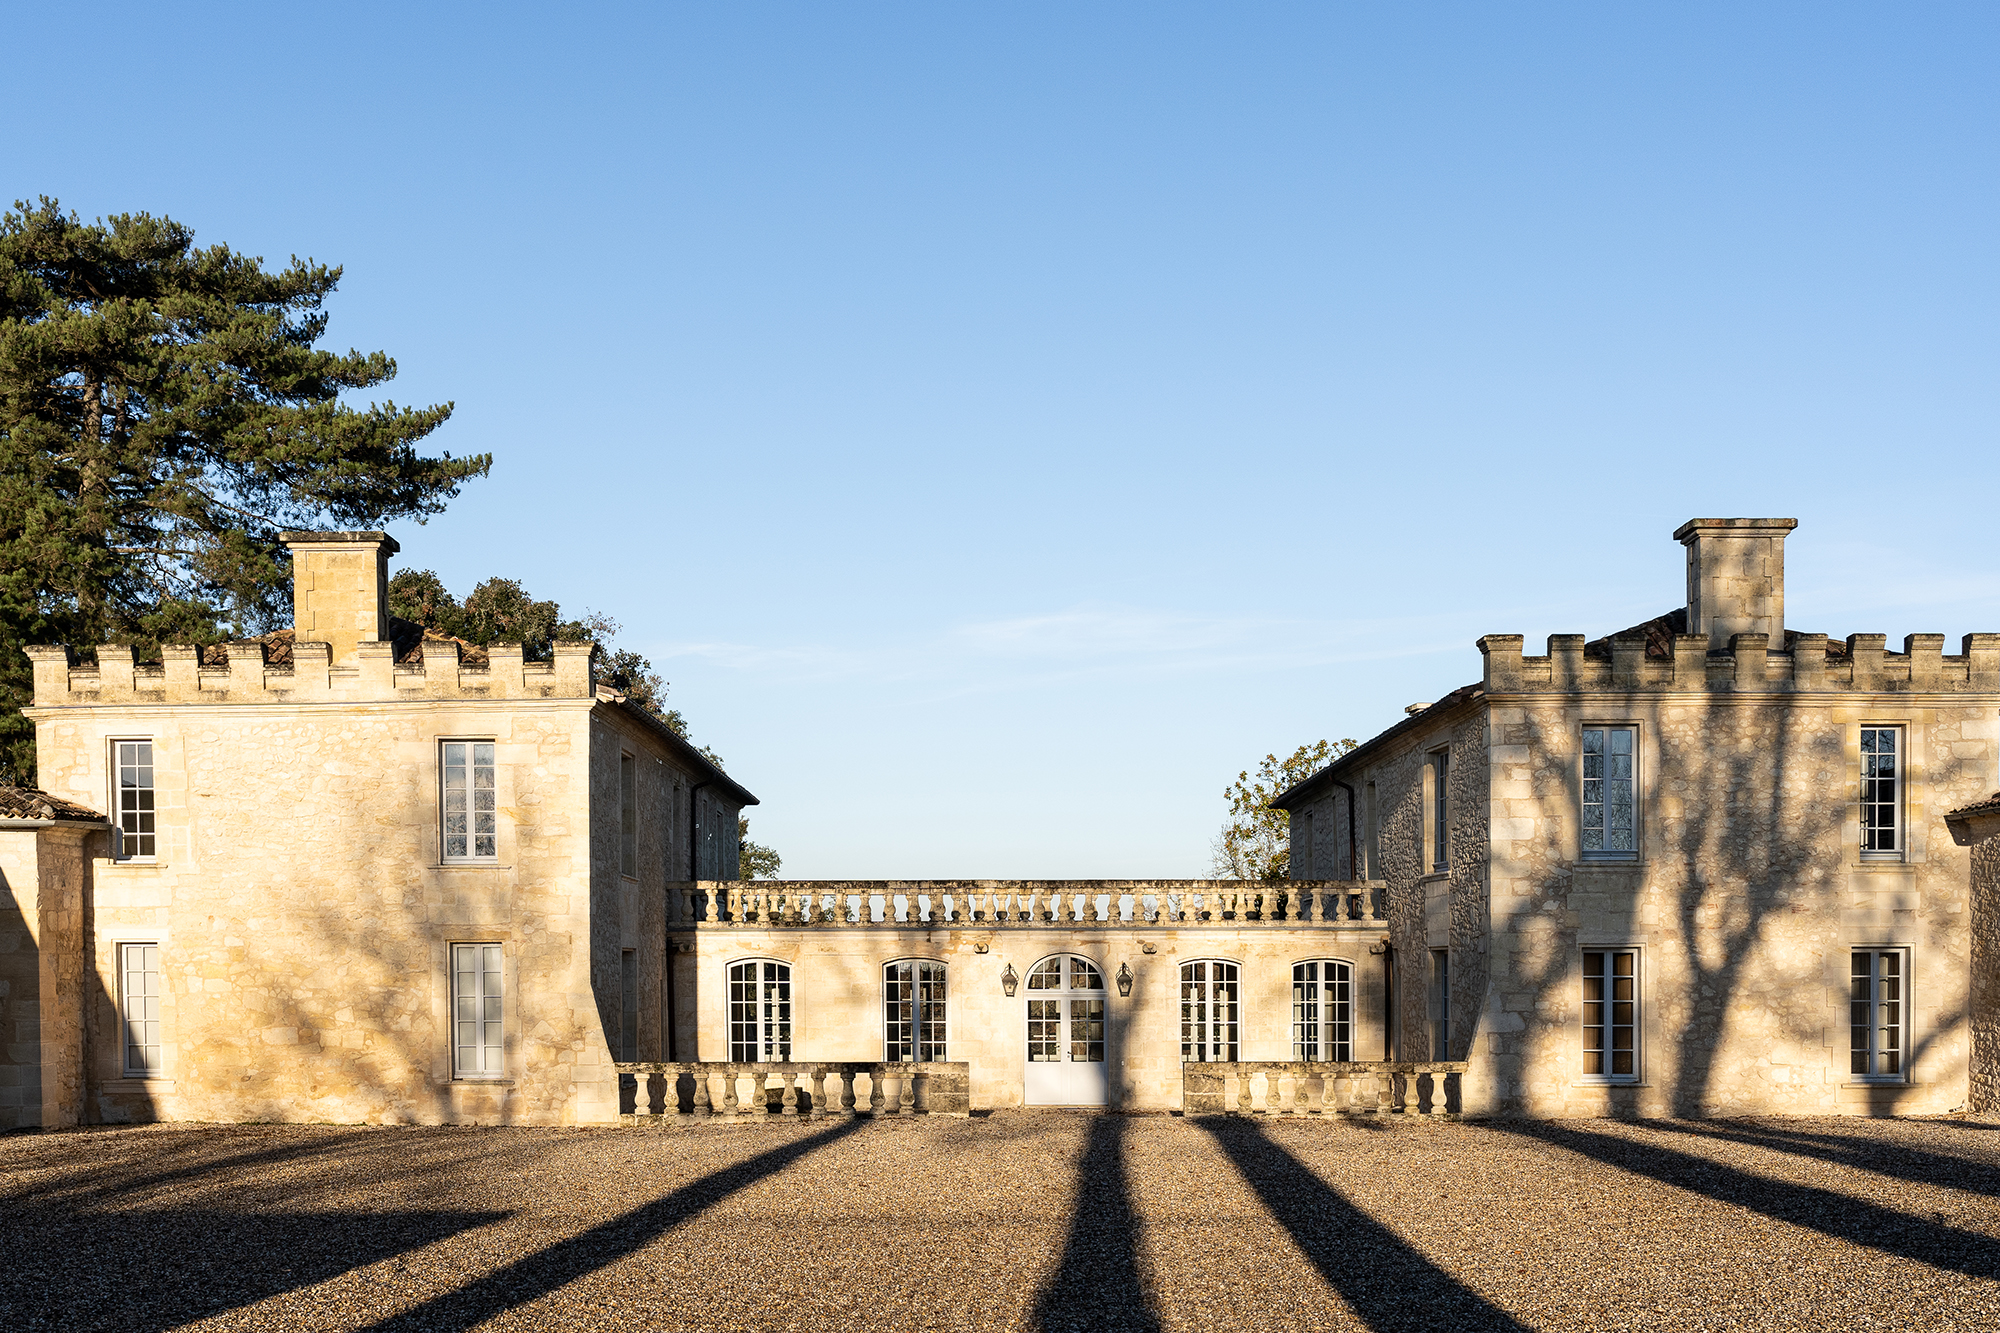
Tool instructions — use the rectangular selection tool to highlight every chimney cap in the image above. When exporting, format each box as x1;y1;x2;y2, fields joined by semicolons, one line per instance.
1672;518;1797;543
278;530;401;555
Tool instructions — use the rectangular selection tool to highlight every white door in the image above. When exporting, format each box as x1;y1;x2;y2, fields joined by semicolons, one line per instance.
1024;955;1108;1106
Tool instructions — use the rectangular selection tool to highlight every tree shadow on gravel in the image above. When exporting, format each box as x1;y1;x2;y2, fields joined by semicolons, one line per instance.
0;1205;506;1333
359;1117;868;1332
1031;1115;1158;1333
1645;1120;2000;1201
1199;1118;1529;1332
8;1128;426;1208
1493;1122;2000;1279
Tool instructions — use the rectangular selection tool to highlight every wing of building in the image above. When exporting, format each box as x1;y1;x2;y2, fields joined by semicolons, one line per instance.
8;516;2000;1127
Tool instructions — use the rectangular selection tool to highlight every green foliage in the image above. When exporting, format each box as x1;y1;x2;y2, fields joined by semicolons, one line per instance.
387;567;685;736
1211;738;1359;882
738;815;781;881
0;198;486;783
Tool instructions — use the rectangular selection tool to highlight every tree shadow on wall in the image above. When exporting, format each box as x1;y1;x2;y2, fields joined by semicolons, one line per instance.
0;1203;507;1333
1198;1117;1528;1332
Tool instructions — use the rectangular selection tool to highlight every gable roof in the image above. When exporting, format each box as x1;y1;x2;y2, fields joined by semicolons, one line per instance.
597;691;759;808
1268;681;1484;811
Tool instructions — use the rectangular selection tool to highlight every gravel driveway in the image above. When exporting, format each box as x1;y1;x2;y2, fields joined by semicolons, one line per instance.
3;1111;1997;1331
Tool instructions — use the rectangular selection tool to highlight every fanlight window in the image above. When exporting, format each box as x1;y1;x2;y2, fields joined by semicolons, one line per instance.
1181;959;1239;1062
728;959;791;1061
1292;959;1353;1061
886;959;947;1061
1027;956;1105;1063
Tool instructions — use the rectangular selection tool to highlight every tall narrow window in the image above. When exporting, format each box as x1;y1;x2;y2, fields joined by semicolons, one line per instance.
1581;726;1637;857
1364;782;1379;879
728;959;791;1061
1429;949;1450;1060
885;960;948;1061
1181;960;1239;1061
1292;959;1352;1060
619;753;637;877
442;742;497;861
1430;751;1450;873
452;943;505;1078
620;949;639;1061
114;740;156;860
120;942;161;1076
1851;950;1906;1080
1581;950;1638;1081
1861;728;1902;856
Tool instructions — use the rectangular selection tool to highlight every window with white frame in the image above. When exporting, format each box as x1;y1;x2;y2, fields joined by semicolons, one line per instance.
113;740;156;860
619;753;637;878
1581;949;1638;1081
1581;726;1638;858
1429;750;1449;873
728;959;791;1061
1429;948;1451;1060
452;943;505;1078
442;741;497;861
1860;727;1902;857
120;942;162;1076
885;959;947;1061
1851;950;1907;1081
1181;959;1239;1062
1292;959;1352;1060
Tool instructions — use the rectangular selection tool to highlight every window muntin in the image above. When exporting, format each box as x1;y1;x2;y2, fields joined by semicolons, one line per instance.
1861;728;1901;856
885;959;947;1061
1429;949;1450;1060
1851;950;1906;1080
442;741;497;861
1181;959;1239;1062
727;959;791;1061
619;753;637;878
1581;726;1637;857
1430;751;1449;873
1028;955;1104;1063
120;942;161;1076
1581;950;1638;1080
452;943;505;1078
113;740;156;860
1292;959;1352;1061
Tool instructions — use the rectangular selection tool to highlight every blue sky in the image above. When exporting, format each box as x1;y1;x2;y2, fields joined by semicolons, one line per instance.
15;4;2000;875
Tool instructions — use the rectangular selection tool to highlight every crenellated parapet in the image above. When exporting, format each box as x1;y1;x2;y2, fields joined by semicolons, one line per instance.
25;639;597;707
1476;631;2000;695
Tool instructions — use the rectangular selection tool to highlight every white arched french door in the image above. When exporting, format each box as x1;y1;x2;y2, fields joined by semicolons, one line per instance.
1024;954;1108;1106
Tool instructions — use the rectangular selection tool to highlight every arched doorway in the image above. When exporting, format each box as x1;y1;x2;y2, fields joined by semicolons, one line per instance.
1024;954;1108;1106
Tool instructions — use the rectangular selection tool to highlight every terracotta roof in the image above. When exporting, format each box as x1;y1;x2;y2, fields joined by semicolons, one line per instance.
1949;792;2000;822
0;787;106;823
1582;608;1850;662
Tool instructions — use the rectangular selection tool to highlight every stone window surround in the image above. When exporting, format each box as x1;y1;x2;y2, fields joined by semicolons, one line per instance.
108;735;158;863
1180;957;1241;1063
727;956;793;1062
1579;722;1641;862
1858;723;1907;863
1576;943;1644;1087
118;940;163;1078
882;956;949;1062
1290;957;1357;1061
1421;749;1449;875
429;936;519;1087
450;941;508;1080
98;926;173;1084
1846;942;1914;1087
437;737;503;867
619;750;638;882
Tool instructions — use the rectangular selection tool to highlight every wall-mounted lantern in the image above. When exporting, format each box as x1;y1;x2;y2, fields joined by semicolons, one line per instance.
1116;962;1133;997
1001;963;1018;997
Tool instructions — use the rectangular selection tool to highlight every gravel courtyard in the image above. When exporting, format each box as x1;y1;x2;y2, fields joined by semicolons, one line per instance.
4;1111;1998;1331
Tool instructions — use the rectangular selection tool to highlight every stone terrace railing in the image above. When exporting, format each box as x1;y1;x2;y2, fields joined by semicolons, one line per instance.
615;1061;970;1122
667;881;1387;928
1183;1061;1470;1118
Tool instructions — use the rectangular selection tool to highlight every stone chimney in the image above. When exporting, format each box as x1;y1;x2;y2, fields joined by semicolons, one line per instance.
279;531;400;663
1673;517;1798;652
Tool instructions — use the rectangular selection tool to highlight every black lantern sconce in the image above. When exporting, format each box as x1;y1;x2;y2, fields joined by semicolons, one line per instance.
1116;962;1133;997
1001;963;1018;997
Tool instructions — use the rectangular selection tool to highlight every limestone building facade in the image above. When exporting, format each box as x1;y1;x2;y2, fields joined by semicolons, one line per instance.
1275;518;2000;1117
7;531;751;1128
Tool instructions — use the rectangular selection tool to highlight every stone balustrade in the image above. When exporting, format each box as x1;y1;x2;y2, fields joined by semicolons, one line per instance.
1181;1061;1469;1118
665;881;1387;928
615;1061;970;1122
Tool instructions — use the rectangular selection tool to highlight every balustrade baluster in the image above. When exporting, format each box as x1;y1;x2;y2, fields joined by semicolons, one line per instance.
721;1066;740;1118
868;1069;886;1115
900;1068;917;1115
692;1067;711;1117
1269;1069;1289;1117
839;1069;857;1116
1236;1066;1254;1116
781;1071;800;1116
808;1067;827;1118
1320;1069;1339;1116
